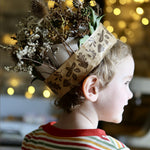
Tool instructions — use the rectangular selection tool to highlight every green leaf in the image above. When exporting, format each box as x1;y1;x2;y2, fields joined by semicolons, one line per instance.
79;35;90;47
89;7;97;27
95;15;104;29
89;22;95;34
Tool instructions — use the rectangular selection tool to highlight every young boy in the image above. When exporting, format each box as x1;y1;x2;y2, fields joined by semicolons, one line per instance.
21;39;134;150
2;0;134;149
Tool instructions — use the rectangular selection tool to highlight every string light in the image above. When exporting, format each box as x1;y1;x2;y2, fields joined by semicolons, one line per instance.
120;36;127;43
65;0;73;8
134;0;145;3
106;26;114;33
112;32;118;38
90;0;96;7
142;18;149;25
113;8;121;16
103;20;110;27
7;87;15;95
109;0;117;4
43;90;51;98
2;34;16;45
9;78;19;87
25;91;32;99
118;20;126;29
48;0;55;9
126;0;132;3
106;6;113;13
125;29;135;38
105;0;149;45
119;0;127;5
136;7;144;15
28;86;35;94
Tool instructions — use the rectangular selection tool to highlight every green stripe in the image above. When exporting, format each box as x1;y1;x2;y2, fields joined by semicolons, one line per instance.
107;136;120;148
24;138;87;150
89;136;117;149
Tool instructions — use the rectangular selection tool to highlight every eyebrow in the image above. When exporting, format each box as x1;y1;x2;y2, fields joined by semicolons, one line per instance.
124;75;133;80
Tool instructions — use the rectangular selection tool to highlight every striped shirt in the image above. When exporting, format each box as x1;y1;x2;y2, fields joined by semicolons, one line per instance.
22;122;130;150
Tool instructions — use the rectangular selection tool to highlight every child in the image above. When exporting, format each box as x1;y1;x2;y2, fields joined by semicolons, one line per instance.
21;39;134;150
2;0;134;149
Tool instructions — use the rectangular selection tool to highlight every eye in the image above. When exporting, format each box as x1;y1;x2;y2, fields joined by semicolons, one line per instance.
125;81;130;85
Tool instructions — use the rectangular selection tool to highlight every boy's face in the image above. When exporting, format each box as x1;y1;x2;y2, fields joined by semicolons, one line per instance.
95;55;135;123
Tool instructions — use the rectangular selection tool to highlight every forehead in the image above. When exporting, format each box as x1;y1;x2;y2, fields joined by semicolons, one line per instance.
115;55;135;79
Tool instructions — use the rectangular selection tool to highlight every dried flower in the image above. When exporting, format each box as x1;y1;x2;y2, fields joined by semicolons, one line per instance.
1;0;102;81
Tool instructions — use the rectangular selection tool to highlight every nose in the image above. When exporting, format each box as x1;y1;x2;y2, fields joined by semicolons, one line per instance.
128;89;133;100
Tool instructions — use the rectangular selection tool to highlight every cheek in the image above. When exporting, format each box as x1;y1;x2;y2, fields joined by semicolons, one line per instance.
102;87;125;111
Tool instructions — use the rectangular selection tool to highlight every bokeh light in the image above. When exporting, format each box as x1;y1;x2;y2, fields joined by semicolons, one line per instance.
7;87;15;95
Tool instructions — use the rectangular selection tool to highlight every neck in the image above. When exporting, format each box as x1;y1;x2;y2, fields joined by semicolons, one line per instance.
54;101;99;129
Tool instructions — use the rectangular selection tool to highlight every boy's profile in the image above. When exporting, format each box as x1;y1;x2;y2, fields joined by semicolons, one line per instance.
1;0;134;149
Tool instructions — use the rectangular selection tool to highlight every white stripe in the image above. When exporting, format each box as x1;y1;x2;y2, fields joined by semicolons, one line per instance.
27;129;128;150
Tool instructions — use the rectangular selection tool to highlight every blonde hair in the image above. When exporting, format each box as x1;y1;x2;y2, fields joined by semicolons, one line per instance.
92;40;132;87
55;40;132;112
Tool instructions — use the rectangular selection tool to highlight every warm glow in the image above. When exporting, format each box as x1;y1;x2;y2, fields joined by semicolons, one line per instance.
109;0;117;4
103;20;110;27
106;26;114;33
134;0;145;3
7;87;15;95
119;0;127;5
25;92;32;99
65;0;73;8
106;6;113;13
90;0;96;7
28;86;35;94
126;0;132;3
125;29;134;38
130;11;141;21
112;32;118;38
142;18;149;25
9;78;19;87
2;34;16;45
113;8;121;16
130;22;139;30
43;90;51;98
118;20;126;29
136;7;144;15
48;0;55;9
120;36;127;43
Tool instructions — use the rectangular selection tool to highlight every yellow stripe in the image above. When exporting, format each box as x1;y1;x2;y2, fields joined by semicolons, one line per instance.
34;130;112;150
22;142;51;150
114;138;122;148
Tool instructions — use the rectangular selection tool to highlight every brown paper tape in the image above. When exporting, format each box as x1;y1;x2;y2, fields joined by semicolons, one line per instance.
45;23;117;97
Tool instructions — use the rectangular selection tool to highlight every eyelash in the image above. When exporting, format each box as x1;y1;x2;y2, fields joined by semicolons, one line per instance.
125;81;130;85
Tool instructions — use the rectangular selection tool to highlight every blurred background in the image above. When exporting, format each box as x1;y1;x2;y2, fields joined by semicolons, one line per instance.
0;0;150;149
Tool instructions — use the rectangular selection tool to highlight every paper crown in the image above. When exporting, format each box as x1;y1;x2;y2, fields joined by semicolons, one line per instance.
45;23;117;97
0;0;117;97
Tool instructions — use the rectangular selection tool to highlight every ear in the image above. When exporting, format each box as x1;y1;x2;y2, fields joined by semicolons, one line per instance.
82;75;99;102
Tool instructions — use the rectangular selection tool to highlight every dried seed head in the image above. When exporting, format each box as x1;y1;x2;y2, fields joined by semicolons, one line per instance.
31;0;48;18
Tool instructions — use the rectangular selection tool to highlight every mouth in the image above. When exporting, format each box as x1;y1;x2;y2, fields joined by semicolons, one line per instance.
124;103;128;107
123;104;128;110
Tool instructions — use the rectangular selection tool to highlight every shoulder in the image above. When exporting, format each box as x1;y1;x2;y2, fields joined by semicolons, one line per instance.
106;135;130;150
21;126;47;150
24;126;44;139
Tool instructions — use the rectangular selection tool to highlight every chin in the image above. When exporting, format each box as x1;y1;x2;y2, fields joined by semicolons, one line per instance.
112;116;123;124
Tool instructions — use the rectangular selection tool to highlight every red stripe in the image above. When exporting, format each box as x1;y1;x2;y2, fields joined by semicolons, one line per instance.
120;142;125;148
26;133;100;150
42;122;107;139
22;147;31;150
